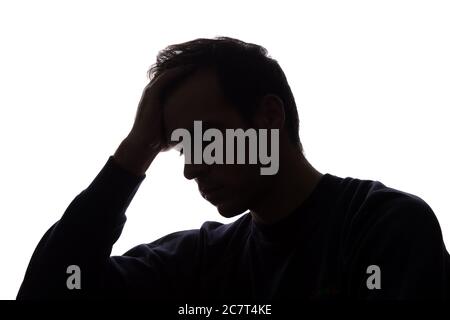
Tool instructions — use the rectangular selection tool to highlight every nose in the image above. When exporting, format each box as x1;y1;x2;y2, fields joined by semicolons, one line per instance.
183;162;210;180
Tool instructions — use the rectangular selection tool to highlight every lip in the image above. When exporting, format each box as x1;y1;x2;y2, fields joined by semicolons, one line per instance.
199;185;222;195
199;185;223;201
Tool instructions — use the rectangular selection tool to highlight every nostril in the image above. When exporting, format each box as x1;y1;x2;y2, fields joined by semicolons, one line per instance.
183;164;197;180
184;163;209;180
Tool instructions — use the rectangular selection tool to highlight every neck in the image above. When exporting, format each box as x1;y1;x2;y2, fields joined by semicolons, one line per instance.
250;147;323;225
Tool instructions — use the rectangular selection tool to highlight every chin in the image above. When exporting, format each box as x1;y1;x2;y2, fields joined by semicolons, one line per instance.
216;202;248;218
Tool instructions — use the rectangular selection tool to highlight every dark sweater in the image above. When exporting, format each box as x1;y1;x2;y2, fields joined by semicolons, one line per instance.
17;156;450;300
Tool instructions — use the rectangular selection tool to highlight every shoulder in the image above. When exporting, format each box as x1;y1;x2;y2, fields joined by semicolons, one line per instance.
325;173;438;230
198;212;253;247
122;212;252;257
326;174;444;257
344;177;439;237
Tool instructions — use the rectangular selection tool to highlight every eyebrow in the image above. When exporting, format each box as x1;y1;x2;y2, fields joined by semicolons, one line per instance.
200;120;227;130
182;120;227;134
165;120;220;147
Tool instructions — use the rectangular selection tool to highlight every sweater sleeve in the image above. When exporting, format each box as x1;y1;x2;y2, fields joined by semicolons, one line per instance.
17;156;146;299
343;196;450;300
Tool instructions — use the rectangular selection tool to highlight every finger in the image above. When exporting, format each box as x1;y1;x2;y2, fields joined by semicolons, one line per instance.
147;64;196;93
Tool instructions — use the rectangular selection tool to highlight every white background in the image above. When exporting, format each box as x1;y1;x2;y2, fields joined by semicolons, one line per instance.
0;0;449;299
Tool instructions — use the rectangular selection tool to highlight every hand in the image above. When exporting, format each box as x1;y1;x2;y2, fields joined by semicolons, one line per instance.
114;65;194;175
130;65;194;152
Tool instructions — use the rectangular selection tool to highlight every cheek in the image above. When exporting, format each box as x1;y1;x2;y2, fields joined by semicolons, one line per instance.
221;167;263;202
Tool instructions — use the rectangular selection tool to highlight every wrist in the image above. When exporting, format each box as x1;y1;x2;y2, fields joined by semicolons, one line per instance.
113;138;158;176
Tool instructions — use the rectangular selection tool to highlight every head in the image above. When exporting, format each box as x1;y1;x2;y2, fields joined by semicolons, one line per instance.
149;37;303;218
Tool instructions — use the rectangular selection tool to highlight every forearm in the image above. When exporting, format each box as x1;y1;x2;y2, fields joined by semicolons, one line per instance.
17;156;146;299
113;136;159;176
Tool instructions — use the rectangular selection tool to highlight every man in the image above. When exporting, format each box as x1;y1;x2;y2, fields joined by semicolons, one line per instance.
17;37;450;300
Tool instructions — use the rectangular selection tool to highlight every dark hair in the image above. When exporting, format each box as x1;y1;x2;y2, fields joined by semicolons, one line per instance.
148;36;302;151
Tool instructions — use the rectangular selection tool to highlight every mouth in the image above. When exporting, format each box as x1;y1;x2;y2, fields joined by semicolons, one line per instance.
199;185;224;202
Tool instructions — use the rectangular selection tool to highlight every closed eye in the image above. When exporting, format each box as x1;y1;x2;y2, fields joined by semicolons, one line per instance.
174;143;184;156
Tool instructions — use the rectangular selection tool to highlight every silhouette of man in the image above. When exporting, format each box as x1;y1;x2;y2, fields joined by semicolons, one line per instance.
17;37;450;300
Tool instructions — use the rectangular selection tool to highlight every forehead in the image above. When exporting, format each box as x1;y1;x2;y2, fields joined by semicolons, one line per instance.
163;68;243;137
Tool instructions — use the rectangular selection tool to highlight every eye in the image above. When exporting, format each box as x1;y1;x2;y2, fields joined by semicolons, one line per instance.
174;143;184;156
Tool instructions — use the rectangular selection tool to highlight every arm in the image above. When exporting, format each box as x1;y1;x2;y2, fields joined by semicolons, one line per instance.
17;155;146;299
344;197;449;300
17;65;195;299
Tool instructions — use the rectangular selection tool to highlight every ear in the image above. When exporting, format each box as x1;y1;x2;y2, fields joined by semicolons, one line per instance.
253;94;285;129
